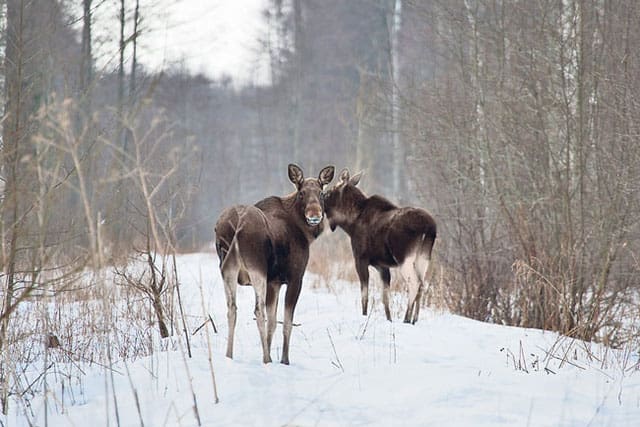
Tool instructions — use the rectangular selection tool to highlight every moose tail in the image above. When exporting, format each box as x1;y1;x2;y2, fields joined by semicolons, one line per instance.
220;229;252;287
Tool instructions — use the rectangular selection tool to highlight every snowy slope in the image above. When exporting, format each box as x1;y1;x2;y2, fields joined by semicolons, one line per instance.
6;253;640;426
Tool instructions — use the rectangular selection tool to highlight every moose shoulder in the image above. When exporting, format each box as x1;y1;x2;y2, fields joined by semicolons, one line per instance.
324;169;436;323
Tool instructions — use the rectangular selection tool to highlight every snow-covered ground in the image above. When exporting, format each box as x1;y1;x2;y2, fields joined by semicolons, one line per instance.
6;253;640;426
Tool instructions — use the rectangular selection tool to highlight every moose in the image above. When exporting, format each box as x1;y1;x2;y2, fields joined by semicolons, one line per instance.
323;169;437;324
215;164;335;364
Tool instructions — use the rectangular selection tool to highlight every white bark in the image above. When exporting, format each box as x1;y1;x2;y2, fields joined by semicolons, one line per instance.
391;0;403;197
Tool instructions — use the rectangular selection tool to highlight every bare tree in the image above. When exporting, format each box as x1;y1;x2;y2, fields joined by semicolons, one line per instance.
403;0;640;344
390;0;403;197
80;0;93;109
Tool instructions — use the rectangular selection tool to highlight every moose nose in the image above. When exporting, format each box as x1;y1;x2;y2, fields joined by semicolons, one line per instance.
306;215;323;226
306;203;323;226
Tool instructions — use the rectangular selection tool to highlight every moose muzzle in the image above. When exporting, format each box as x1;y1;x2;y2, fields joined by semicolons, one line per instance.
306;214;323;226
305;204;324;226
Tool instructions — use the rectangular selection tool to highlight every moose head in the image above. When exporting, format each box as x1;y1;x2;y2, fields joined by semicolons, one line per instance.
288;163;335;227
323;168;363;231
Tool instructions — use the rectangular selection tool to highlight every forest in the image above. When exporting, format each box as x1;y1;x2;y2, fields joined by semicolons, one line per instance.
1;0;639;419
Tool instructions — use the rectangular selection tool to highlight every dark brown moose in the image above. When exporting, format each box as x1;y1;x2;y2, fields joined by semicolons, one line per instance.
215;164;335;364
323;169;437;323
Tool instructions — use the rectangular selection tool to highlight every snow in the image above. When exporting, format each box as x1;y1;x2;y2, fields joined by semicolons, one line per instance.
5;252;640;426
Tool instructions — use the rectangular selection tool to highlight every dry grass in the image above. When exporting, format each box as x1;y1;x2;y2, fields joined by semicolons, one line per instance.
307;232;359;285
0;255;202;424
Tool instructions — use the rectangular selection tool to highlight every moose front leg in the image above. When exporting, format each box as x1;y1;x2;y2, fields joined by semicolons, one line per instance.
354;259;370;316
281;279;302;365
377;267;392;321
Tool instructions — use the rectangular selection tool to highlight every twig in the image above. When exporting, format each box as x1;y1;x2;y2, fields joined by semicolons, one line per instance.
173;252;192;358
358;306;374;340
122;360;145;427
208;315;218;334
536;343;587;371
253;318;300;327
390;323;397;364
56;347;118;375
326;328;344;372
519;340;529;373
198;277;219;404
546;353;586;371
19;363;55;397
192;315;218;336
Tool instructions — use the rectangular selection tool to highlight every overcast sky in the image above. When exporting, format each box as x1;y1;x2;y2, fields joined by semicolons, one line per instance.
84;0;269;86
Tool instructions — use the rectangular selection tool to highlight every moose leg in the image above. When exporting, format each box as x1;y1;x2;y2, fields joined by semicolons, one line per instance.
281;280;302;365
398;255;420;324
412;255;431;324
266;282;280;352
223;272;238;359
377;267;392;321
411;285;423;325
253;278;272;364
355;260;370;316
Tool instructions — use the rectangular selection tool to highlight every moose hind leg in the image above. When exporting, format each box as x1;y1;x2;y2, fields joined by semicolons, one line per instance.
253;276;272;364
266;282;280;352
412;255;431;324
411;284;423;324
398;254;420;324
223;271;238;358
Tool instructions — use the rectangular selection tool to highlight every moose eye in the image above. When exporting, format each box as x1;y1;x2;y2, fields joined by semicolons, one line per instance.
298;190;305;199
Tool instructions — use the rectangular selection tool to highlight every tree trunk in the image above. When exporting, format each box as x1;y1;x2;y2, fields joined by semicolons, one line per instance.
152;291;170;338
80;0;93;105
118;0;127;154
1;0;26;414
129;0;139;108
390;0;403;198
291;0;303;162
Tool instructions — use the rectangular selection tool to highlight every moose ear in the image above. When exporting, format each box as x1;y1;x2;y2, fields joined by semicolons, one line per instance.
288;163;304;187
349;171;363;186
318;165;335;186
339;168;350;183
